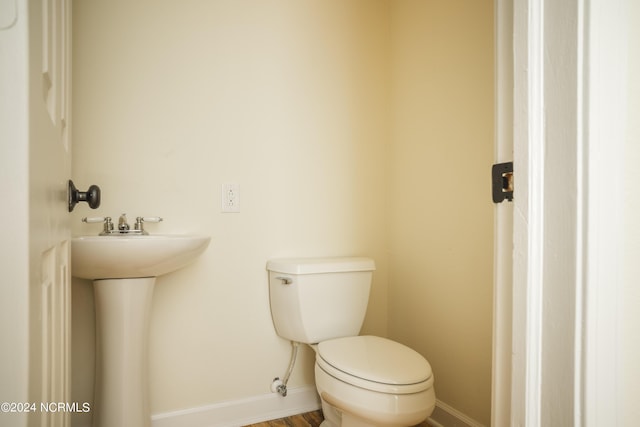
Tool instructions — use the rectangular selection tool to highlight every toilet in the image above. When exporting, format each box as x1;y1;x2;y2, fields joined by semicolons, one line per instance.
267;257;435;427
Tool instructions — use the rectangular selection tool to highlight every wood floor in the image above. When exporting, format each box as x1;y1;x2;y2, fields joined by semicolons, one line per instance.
243;410;431;427
244;410;324;427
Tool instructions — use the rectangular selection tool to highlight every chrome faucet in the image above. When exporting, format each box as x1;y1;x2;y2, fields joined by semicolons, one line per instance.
118;213;130;232
82;214;163;235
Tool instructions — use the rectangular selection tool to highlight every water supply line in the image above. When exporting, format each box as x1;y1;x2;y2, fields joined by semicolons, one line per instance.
271;341;299;397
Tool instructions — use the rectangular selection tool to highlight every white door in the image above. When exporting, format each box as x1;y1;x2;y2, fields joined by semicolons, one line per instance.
35;1;73;425
0;1;73;426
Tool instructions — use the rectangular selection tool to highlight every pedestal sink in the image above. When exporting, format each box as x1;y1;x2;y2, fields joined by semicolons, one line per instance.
72;234;210;427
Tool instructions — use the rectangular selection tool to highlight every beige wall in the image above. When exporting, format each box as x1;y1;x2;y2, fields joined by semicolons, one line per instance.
71;0;493;424
71;0;391;418
387;1;494;425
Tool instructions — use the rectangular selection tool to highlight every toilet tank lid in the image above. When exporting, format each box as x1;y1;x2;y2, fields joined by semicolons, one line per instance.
266;257;375;275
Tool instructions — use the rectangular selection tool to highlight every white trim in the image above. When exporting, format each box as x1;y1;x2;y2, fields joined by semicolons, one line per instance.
492;0;514;426
428;399;485;427
573;0;588;423
511;0;545;424
150;387;321;427
523;0;545;424
582;0;628;425
511;0;528;421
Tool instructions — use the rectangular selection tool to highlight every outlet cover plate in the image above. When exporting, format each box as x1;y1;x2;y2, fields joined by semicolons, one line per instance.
221;183;240;213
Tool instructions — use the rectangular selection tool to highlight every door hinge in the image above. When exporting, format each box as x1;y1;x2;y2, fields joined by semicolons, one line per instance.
492;162;514;203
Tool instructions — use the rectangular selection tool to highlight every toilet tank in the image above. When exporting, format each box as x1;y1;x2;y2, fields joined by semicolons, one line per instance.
267;257;376;344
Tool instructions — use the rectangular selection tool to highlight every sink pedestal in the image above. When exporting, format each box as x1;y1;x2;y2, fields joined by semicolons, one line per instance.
70;233;211;426
93;278;155;427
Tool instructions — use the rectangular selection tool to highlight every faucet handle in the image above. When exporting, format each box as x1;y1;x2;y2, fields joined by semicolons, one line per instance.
137;216;163;223
82;216;108;223
134;216;163;234
82;216;114;235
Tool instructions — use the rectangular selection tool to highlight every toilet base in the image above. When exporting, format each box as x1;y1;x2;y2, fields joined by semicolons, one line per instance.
321;400;399;427
318;388;434;427
315;363;434;427
319;397;433;427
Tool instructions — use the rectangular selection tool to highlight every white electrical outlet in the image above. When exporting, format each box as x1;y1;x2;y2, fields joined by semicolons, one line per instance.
221;183;240;213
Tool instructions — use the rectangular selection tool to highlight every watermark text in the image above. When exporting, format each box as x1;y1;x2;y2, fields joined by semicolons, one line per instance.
1;402;91;413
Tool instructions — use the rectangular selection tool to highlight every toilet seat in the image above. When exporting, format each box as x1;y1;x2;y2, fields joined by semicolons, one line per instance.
317;335;433;395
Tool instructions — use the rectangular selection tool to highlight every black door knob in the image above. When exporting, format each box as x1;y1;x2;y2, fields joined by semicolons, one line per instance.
68;180;101;212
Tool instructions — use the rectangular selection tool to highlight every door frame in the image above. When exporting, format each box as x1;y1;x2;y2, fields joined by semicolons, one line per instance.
493;0;631;425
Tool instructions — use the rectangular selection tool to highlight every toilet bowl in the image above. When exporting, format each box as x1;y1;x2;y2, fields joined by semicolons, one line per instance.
267;257;436;426
313;335;435;427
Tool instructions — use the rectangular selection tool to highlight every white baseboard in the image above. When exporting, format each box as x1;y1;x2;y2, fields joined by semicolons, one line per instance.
151;386;321;427
427;399;485;427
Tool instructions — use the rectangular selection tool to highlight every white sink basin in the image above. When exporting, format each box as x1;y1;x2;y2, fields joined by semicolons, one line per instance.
71;234;210;279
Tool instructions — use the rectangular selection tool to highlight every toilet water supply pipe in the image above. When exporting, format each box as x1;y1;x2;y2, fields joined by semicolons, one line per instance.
272;341;299;397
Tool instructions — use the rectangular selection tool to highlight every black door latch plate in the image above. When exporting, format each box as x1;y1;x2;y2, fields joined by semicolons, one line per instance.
492;162;514;203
